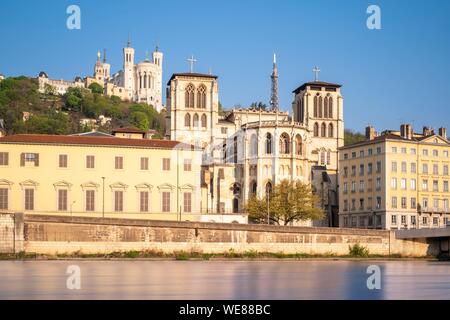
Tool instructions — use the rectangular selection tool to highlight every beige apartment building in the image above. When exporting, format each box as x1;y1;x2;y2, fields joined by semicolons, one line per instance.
339;124;450;230
0;133;220;221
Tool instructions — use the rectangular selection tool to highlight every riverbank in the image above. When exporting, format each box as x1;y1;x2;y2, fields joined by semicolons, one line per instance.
0;249;437;261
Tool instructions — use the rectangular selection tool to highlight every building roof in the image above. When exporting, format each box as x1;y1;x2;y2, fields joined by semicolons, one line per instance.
292;81;342;94
0;134;195;150
111;127;146;134
167;73;218;85
70;131;114;137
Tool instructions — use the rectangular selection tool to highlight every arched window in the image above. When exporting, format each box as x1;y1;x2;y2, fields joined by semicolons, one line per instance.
313;96;318;117
279;133;290;154
143;72;147;88
295;135;303;156
265;133;272;154
327;151;331;165
318;96;323;118
320;151;325;165
193;113;199;127
314;123;319;137
185;84;195;108
265;181;272;194
233;137;238;163
250;181;257;195
197;85;206;109
184;113;191;127
232;198;239;213
324;96;328;118
139;73;142;89
328;123;334;137
328;97;333;118
201;114;207;128
321;123;326;137
250;134;258;156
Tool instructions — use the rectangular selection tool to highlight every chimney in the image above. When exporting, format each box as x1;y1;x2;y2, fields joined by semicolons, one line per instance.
423;126;431;137
439;127;447;140
400;124;413;140
365;126;376;140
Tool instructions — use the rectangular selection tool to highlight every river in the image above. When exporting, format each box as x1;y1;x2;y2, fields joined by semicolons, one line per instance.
0;260;449;299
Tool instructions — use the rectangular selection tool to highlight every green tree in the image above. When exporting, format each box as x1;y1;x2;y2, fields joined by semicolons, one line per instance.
246;180;324;225
44;84;57;96
129;111;149;131
344;129;366;145
14;110;70;135
88;82;103;94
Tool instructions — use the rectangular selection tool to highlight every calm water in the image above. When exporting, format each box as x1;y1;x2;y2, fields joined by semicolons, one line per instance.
0;260;449;300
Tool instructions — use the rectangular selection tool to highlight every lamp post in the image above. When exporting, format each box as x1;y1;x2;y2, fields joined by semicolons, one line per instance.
101;177;105;218
266;189;270;225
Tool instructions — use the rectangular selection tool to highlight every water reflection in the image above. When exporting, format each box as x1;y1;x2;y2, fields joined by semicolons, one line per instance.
0;261;449;300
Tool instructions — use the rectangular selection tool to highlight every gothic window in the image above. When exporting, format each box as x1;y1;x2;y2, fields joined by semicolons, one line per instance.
197;85;207;109
201;114;207;128
265;133;272;154
320;152;325;165
250;134;258;156
313;96;318;117
328;97;333;118
321;123;327;137
295;135;303;156
139;73;142;89
328;123;334;137
324;96;329;118
279;133;290;154
193;113;199;128
250;181;257;195
318;96;323;118
314;123;319;137
265;181;273;194
233;137;238;163
143;72;147;88
327;151;331;165
185;84;195;108
184;113;191;127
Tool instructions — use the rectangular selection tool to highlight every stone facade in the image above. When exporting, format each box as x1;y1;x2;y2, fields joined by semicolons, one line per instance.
165;70;344;225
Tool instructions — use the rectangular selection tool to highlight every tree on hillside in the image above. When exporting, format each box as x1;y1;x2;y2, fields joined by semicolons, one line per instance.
129;111;149;131
13;110;70;135
246;179;324;225
88;82;103;95
344;129;365;145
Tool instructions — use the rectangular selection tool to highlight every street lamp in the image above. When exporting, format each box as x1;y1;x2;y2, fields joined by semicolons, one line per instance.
101;177;105;218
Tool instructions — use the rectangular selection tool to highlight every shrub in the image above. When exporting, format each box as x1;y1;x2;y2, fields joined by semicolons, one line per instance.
348;244;370;257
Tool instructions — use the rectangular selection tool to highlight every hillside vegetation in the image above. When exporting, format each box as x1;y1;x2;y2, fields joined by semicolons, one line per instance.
0;77;166;137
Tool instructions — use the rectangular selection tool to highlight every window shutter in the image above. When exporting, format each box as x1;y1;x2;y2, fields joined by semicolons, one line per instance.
5;153;9;165
34;153;39;166
20;153;25;166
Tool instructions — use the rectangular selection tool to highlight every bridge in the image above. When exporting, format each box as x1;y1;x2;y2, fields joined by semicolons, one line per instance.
395;228;450;255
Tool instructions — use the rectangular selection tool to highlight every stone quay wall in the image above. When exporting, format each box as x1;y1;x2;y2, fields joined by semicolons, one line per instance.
10;213;435;257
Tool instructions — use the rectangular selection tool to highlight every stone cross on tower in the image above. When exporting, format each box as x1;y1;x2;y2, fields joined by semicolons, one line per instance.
313;66;321;82
187;55;197;73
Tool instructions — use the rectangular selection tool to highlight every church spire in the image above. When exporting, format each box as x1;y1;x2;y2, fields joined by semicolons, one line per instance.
127;33;131;48
103;49;107;63
270;53;279;111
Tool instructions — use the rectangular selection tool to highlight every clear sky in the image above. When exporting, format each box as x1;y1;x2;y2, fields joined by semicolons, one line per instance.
1;0;449;132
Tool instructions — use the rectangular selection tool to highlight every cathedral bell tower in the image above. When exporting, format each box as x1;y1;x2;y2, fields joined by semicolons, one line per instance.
123;35;135;93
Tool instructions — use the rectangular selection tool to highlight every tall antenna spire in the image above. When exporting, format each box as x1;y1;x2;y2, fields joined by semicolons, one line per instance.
270;53;279;111
127;33;131;47
103;49;107;63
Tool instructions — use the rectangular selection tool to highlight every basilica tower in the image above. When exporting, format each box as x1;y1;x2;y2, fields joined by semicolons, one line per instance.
123;35;135;93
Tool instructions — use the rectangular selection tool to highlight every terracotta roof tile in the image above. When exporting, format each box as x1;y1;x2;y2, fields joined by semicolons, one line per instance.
0;134;196;150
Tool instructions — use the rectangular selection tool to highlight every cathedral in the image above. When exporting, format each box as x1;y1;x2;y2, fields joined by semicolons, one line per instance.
165;56;344;226
38;38;164;112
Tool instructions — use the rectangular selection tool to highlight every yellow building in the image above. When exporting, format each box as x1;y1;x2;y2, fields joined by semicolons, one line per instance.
0;134;216;221
339;125;450;230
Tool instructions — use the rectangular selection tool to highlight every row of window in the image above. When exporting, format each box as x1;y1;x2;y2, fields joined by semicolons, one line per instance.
343;214;449;228
390;161;449;175
391;214;448;227
342;215;382;228
343;178;382;193
343;162;382;177
313;122;334;138
185;83;207;109
343;197;383;211
343;147;450;160
390;178;449;192
184;113;207;129
0;188;193;213
0;152;192;172
313;95;333;119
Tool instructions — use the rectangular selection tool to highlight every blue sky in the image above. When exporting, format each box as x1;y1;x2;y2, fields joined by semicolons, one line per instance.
1;0;449;132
